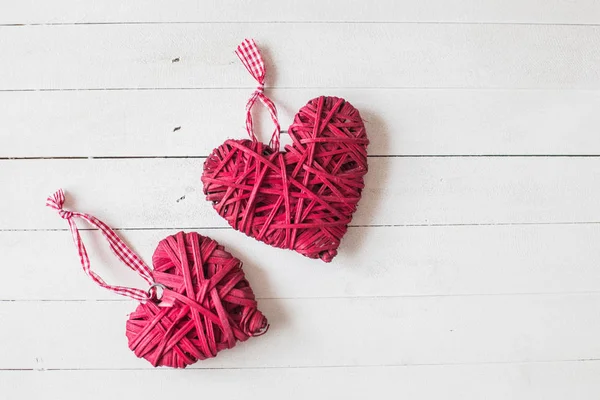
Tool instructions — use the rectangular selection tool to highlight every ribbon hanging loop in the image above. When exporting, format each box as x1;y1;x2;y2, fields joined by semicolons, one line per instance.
235;38;281;151
46;189;156;302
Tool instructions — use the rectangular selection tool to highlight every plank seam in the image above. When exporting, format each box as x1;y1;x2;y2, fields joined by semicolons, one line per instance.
2;358;600;372
5;221;600;233
2;87;600;92
3;291;600;302
4;155;600;160
1;21;600;27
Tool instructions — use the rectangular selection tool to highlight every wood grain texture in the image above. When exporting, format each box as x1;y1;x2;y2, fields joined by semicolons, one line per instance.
2;0;600;24
2;2;600;397
0;24;598;90
3;362;600;400
3;225;600;300
2;157;599;230
2;89;600;157
2;294;600;369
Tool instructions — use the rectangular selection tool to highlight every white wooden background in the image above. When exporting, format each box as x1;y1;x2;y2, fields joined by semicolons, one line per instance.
1;1;600;399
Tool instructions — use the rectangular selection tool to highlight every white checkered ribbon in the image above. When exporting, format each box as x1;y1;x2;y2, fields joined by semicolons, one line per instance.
235;38;281;150
46;189;156;302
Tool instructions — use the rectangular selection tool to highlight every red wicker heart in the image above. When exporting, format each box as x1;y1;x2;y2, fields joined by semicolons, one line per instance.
202;96;369;262
126;231;267;368
47;189;267;369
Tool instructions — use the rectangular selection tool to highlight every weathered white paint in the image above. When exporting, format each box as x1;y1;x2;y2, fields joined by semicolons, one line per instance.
3;225;600;300
2;294;600;369
2;89;599;157
0;24;598;90
2;1;600;398
3;362;600;400
2;158;600;230
2;0;599;24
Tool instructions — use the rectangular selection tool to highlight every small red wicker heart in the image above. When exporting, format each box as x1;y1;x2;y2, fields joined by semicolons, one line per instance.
202;96;368;262
126;231;267;368
47;189;267;369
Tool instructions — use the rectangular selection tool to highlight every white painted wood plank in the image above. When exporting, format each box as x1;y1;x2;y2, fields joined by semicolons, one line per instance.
1;294;599;369
0;24;598;90
2;362;600;400
1;158;599;230
3;225;600;300
2;89;600;157
2;4;597;398
2;0;600;24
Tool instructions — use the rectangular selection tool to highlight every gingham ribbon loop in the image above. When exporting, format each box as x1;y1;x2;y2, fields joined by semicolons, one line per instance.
46;189;155;302
235;38;281;151
45;190;73;219
46;188;66;210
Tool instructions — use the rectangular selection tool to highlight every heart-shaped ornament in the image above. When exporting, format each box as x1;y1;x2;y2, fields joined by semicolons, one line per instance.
47;190;267;369
127;231;267;368
202;40;369;262
203;96;368;262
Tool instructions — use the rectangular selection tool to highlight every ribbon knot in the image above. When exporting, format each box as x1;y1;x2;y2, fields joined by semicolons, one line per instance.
46;188;67;211
45;189;74;219
59;209;74;220
235;38;281;151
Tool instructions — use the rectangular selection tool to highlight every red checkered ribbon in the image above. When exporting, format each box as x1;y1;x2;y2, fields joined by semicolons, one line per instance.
235;38;281;151
46;189;155;301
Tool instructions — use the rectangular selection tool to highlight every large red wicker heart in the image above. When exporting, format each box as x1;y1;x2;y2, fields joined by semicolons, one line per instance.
202;96;369;262
126;231;267;368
